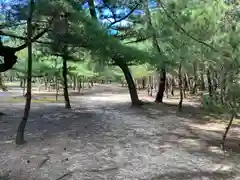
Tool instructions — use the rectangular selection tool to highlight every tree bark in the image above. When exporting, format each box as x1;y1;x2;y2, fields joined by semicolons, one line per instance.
190;61;197;94
62;56;71;109
16;0;34;145
199;71;205;91
207;68;213;97
119;63;141;106
178;62;183;111
155;68;166;103
73;75;76;90
171;77;175;96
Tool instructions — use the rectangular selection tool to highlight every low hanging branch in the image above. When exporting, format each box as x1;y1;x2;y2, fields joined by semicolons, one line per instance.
0;18;53;72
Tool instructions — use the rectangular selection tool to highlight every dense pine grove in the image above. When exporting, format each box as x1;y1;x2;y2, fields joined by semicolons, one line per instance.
0;0;240;179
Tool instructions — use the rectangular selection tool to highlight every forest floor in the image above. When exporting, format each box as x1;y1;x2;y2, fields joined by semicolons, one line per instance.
0;84;240;180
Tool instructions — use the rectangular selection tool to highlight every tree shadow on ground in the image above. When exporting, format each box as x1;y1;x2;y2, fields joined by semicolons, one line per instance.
150;170;236;180
0;98;240;179
31;84;129;97
141;101;235;123
0;101;130;144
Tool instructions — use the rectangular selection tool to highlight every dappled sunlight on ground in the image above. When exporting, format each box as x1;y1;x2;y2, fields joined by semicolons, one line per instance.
0;85;240;179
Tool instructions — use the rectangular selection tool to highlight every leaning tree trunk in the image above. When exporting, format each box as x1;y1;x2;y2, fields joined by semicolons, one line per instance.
155;68;166;103
16;0;34;145
62;56;71;109
119;63;141;106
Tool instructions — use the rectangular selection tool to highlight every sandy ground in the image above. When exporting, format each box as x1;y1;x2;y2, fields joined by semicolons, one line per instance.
0;84;240;180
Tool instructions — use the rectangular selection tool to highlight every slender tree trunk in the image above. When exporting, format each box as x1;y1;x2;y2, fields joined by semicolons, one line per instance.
82;76;85;89
16;0;34;145
178;62;183;111
62;57;71;109
220;69;226;104
20;79;23;88
143;0;166;102
119;63;141;106
23;78;26;95
171;77;175;96
141;78;146;89
183;74;188;98
199;72;205;91
77;77;82;93
190;61;197;94
155;68;166;103
44;77;48;90
207;68;213;97
213;71;218;92
55;77;59;101
221;111;235;150
165;77;169;98
73;75;76;90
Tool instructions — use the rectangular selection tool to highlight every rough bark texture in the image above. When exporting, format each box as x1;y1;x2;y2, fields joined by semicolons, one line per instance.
207;69;213;97
155;69;166;103
120;63;141;106
178;62;183;111
62;57;71;109
16;0;34;145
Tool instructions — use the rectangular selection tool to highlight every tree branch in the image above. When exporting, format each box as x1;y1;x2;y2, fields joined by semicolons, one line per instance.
107;3;140;28
159;2;218;52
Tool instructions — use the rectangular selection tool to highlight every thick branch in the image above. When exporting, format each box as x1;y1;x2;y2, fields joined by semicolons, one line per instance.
0;31;51;45
0;19;53;72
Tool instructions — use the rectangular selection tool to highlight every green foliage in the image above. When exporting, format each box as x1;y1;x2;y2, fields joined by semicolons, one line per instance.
201;94;230;114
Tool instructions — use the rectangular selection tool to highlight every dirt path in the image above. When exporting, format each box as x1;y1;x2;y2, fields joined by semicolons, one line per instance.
0;85;240;180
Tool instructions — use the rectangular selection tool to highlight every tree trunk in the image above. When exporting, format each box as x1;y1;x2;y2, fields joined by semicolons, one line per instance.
55;77;59;101
20;79;23;88
183;74;188;98
221;112;235;150
62;57;71;109
190;61;197;94
119;63;141;106
73;75;76;90
23;78;26;95
170;79;174;96
141;78;146;89
165;77;169;98
77;77;82;93
16;0;34;145
199;72;205;91
207;69;213;97
220;69;226;104
213;72;218;92
155;68;166;103
44;77;48;90
178;62;183;111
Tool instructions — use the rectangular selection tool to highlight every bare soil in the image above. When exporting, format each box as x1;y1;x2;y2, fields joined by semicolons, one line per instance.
0;84;240;180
